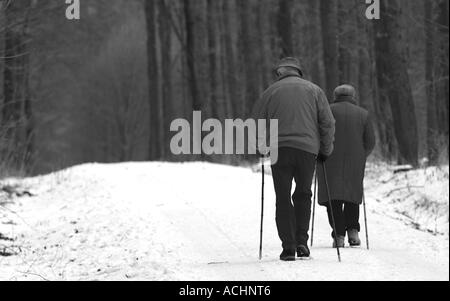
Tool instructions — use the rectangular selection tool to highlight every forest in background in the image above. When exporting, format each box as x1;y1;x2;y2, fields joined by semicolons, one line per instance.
0;0;448;176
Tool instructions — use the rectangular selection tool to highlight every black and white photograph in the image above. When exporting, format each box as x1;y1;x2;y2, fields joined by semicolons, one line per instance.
0;0;448;284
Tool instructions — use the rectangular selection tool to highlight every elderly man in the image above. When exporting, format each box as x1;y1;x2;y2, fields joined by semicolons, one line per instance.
251;57;335;261
318;85;376;248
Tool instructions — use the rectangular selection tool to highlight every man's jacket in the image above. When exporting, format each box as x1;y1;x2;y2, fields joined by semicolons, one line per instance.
251;73;335;156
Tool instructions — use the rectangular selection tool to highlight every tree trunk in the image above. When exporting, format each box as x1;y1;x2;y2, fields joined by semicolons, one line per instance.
237;0;259;117
374;0;419;166
338;0;359;87
184;0;208;114
158;0;172;159
144;0;162;160
362;11;395;160
320;0;339;99
207;0;219;119
357;5;374;112
277;0;293;57
306;1;322;85
0;6;4;126
257;0;271;89
435;0;449;156
222;0;238;118
424;0;439;164
217;0;230;120
1;0;32;170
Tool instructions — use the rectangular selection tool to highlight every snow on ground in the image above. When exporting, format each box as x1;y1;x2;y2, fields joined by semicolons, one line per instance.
0;162;448;281
364;163;449;236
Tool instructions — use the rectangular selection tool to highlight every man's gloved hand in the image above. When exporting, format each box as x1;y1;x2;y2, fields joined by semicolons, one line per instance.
317;153;328;163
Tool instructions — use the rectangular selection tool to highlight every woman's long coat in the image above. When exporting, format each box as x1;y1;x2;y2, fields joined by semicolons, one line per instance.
318;97;376;206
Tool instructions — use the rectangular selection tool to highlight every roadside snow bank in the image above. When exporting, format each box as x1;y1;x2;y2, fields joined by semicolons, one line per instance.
365;163;449;236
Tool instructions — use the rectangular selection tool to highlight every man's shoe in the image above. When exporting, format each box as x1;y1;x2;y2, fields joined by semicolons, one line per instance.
280;249;296;261
296;245;311;259
347;229;361;247
332;236;345;248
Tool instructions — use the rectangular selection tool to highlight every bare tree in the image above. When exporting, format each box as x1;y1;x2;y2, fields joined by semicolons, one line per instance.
424;0;439;164
435;0;449;160
277;0;293;57
237;0;259;117
1;0;33;172
320;0;339;99
374;0;419;166
145;0;163;160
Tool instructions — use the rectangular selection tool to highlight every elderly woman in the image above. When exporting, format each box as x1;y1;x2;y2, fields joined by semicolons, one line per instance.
317;85;376;248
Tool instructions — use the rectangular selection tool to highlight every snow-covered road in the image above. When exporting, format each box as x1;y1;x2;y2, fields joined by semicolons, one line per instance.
0;162;448;281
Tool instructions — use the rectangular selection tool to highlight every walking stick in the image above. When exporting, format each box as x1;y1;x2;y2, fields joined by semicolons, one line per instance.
322;162;342;262
259;157;265;260
362;192;369;250
310;164;318;247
